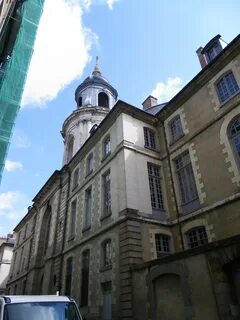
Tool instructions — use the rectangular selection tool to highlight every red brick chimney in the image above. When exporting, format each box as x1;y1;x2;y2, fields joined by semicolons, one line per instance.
142;95;158;110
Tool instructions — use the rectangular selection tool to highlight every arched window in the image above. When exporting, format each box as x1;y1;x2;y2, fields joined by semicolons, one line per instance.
229;117;240;161
65;257;73;296
98;92;109;108
78;96;82;107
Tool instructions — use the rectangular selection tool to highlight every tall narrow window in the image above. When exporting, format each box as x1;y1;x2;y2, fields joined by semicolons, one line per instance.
102;240;112;268
44;212;51;254
23;223;28;239
229;118;240;161
103;136;111;158
72;168;79;190
84;188;92;229
175;152;198;206
65;257;73;296
102;282;112;320
144;127;156;149
186;226;208;249
103;172;111;216
78;96;82;107
217;71;239;103
155;234;170;258
169;115;184;142
81;250;90;307
67;135;74;163
86;153;93;175
69;200;77;239
147;163;164;211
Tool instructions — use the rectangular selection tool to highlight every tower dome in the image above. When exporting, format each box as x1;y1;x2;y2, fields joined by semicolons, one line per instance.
62;58;118;165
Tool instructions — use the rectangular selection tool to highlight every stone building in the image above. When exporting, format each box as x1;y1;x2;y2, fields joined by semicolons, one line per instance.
7;34;240;320
0;234;15;294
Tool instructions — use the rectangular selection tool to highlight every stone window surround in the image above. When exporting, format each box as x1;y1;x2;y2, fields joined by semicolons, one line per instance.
220;105;240;185
164;107;189;146
208;60;240;112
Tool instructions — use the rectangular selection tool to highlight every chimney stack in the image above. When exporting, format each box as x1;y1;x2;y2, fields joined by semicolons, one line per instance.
196;47;208;69
142;95;158;111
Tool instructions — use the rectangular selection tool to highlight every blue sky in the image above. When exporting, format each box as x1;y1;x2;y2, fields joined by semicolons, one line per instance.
0;0;239;236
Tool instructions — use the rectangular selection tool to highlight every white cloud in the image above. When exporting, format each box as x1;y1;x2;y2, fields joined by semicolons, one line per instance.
22;0;97;107
151;77;183;103
21;0;120;108
0;191;31;225
5;160;23;172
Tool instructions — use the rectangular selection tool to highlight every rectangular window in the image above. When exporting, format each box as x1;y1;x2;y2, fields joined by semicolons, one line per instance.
155;234;170;257
102;282;112;320
65;257;73;296
187;226;208;248
103;136;111;158
103;240;112;267
84;188;92;229
144;127;156;149
103;172;111;216
72;168;79;190
169;115;184;142
69;200;77;239
86;153;93;175
175;152;198;205
81;250;90;307
147;163;164;210
217;72;239;103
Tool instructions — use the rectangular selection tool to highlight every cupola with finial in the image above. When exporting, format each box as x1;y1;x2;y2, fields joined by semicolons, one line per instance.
61;58;118;165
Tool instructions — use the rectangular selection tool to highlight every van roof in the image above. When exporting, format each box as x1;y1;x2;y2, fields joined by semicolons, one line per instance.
1;296;72;304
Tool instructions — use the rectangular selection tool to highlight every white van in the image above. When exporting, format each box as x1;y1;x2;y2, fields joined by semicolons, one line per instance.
0;295;83;320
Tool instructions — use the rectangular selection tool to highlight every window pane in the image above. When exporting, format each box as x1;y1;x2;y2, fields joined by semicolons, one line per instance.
187;226;208;248
155;234;170;258
217;72;239;103
144;127;156;149
148;164;164;210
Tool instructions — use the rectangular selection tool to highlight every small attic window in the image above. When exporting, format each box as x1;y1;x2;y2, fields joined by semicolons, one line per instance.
201;35;223;63
78;96;82;107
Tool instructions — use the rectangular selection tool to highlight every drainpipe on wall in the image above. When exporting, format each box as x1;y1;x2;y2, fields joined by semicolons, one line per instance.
161;120;185;251
58;167;71;295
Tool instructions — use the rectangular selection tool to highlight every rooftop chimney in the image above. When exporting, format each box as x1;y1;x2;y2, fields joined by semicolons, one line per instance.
142;95;158;111
196;47;208;69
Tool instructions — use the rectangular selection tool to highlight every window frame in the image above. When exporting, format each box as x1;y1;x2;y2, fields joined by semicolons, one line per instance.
143;127;156;150
72;168;79;191
216;71;239;104
102;239;112;269
228;117;240;166
186;226;208;249
174;151;200;214
102;171;111;218
65;257;73;296
155;234;171;258
83;187;92;231
168;115;184;143
69;200;77;240
86;153;93;176
103;135;111;159
147;163;165;212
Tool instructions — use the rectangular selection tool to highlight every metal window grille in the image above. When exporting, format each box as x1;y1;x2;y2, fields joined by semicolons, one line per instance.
103;240;112;267
187;226;208;248
103;136;111;157
147;163;164;210
84;188;92;228
175;152;198;205
217;72;239;103
169;116;183;141
144;127;156;149
103;172;111;214
155;234;170;257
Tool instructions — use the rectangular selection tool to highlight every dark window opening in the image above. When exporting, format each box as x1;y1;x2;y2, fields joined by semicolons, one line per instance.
98;92;109;108
81;250;90;306
78;96;82;107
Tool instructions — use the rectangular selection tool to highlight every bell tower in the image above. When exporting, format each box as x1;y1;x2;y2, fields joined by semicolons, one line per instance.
61;58;118;165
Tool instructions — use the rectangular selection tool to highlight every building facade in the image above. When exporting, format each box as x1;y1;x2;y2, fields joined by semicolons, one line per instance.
7;34;240;320
0;234;15;294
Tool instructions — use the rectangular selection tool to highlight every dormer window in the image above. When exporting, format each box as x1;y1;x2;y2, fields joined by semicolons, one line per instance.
201;35;223;64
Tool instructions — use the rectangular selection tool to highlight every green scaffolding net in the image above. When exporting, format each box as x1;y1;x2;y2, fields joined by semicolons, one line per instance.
0;0;44;183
